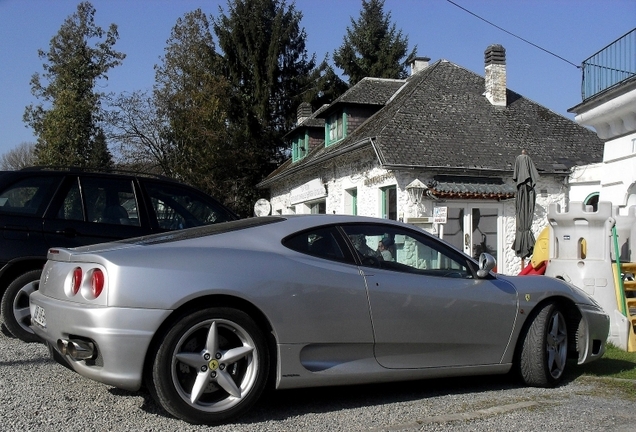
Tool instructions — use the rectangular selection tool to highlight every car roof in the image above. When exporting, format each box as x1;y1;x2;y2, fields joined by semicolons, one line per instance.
10;166;173;181
116;214;423;247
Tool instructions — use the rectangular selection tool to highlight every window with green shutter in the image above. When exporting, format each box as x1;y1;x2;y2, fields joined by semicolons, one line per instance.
325;110;346;146
292;133;308;162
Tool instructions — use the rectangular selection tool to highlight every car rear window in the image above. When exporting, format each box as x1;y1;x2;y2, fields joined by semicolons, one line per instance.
0;176;59;216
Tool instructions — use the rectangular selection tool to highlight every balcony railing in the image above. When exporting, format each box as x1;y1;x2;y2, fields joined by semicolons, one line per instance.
581;28;636;100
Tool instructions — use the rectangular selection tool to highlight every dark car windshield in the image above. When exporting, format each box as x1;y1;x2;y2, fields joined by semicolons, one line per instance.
123;216;284;245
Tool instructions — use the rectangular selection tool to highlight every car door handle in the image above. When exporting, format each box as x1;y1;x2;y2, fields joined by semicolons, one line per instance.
55;228;78;237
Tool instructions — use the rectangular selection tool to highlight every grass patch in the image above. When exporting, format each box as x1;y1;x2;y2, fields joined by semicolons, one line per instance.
578;343;636;380
572;343;636;399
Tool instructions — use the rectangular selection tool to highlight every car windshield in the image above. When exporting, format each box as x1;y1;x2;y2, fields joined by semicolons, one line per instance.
122;216;284;245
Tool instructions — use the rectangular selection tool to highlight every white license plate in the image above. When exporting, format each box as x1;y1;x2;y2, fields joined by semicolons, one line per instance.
32;305;46;328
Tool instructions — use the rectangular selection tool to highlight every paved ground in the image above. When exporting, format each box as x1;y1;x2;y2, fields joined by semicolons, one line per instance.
1;324;635;431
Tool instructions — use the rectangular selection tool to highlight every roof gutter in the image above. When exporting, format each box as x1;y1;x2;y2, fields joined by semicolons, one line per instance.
379;163;568;177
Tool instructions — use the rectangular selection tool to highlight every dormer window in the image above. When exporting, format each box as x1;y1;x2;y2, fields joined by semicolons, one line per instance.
326;110;346;146
292;133;308;162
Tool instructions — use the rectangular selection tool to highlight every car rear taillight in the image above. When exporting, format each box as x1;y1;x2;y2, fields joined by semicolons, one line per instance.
71;267;82;295
91;269;104;298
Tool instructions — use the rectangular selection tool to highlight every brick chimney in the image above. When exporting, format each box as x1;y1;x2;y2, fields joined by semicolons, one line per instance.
410;57;431;76
484;44;506;107
296;102;313;125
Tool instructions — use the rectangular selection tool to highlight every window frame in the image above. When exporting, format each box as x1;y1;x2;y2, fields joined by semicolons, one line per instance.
325;110;347;146
292;132;308;162
282;225;356;264
339;222;476;278
380;185;397;220
345;187;357;215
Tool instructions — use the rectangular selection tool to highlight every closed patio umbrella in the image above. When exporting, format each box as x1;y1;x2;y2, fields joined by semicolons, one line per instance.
513;150;540;264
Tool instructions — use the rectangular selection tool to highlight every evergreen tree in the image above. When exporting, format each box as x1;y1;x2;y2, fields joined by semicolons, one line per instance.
333;0;416;85
23;2;124;168
213;0;319;211
153;9;234;201
301;59;349;108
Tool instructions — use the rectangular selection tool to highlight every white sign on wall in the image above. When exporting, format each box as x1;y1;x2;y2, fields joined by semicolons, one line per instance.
433;206;448;224
290;178;327;205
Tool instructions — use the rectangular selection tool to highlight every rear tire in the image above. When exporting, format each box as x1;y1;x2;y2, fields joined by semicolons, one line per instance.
146;307;269;424
1;270;42;343
519;302;568;387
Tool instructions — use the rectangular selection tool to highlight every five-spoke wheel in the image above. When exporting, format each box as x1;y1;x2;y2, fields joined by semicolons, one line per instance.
147;307;268;424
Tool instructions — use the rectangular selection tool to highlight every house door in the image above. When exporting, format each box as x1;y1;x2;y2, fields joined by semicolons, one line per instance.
438;203;501;262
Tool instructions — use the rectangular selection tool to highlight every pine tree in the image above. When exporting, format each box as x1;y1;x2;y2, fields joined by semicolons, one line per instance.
212;0;319;214
333;0;416;85
23;2;123;168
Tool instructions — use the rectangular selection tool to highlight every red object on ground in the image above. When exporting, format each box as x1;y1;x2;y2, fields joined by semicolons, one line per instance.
518;260;546;275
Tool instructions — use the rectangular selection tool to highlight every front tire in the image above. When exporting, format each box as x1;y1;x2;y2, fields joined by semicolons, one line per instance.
147;307;269;425
1;270;42;343
519;302;568;387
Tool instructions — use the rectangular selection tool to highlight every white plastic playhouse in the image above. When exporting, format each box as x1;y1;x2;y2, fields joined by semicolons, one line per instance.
541;201;636;351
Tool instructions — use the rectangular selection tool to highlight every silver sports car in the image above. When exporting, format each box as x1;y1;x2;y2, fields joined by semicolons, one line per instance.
30;215;609;425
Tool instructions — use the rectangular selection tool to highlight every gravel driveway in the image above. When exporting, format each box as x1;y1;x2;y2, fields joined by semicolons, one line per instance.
1;324;635;432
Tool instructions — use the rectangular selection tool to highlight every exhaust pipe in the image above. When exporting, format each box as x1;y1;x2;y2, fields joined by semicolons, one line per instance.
57;338;95;361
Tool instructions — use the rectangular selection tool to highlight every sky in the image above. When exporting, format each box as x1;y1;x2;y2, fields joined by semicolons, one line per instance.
0;0;635;158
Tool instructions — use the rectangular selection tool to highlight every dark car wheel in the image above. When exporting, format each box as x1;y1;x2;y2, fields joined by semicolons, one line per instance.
1;270;42;343
147;307;269;425
519;302;568;387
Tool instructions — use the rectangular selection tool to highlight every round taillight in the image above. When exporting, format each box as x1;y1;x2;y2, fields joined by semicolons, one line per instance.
91;269;104;298
71;267;82;295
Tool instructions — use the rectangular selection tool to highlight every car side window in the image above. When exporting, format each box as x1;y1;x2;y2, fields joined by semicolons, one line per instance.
57;179;84;221
283;226;348;262
0;176;58;216
341;224;472;278
144;182;235;230
57;177;140;226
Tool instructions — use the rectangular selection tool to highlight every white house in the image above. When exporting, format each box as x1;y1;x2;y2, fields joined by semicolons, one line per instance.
258;45;605;275
568;28;636;212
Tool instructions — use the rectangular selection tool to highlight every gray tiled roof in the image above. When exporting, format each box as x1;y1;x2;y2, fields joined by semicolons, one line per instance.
259;59;604;186
318;77;406;117
352;60;604;174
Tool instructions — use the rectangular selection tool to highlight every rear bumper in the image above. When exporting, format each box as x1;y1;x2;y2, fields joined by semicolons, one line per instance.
30;291;172;391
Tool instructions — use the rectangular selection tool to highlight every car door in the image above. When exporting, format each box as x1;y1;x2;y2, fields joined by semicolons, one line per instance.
340;223;518;369
43;175;149;248
281;225;374;344
0;173;63;263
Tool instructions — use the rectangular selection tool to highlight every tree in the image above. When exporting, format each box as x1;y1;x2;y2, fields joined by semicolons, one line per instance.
211;0;327;214
333;0;416;85
0;142;36;170
104;90;173;175
301;59;349;108
23;2;124;168
153;9;236;203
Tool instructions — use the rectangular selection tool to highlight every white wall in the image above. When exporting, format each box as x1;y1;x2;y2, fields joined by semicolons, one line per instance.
600;132;636;207
568;163;603;203
267;147;565;275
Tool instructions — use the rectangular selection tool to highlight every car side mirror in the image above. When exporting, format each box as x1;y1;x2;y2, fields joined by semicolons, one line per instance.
477;253;496;278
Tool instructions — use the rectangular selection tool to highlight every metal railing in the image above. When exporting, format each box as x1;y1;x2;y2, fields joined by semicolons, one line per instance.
581;28;636;100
